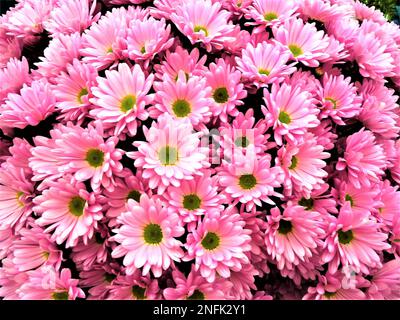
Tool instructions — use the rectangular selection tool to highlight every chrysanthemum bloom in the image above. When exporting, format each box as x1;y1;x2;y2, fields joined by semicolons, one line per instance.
112;194;184;277
11;224;62;272
351;0;387;24
204;59;247;122
262;82;319;145
34;177;103;248
163;171;223;231
79;265;119;300
303;273;366;300
18;267;85;300
277;133;330;198
265;205;324;274
44;0;100;37
151;71;212;129
366;259;400;300
0;57;31;102
220;0;252;18
5;138;33;177
0;163;34;231
244;0;298;31
106;270;160;300
318;73;361;125
332;178;379;217
128;113;209;194
293;183;337;216
322;203;390;274
90;63;154;137
34;32;82;81
0;80;55;134
150;0;184;19
0;27;22;69
336;129;386;189
185;209;252;282
217;153;284;212
357;79;399;139
104;173;148;227
71;234;109;271
219;109;272;159
163;265;233;300
375;180;400;228
309;120;338;151
236;41;297;88
228;264;259;300
154;46;207;81
125;17;174;67
30;122;124;192
170;0;236;52
53;59;98;123
0;259;28;300
272;18;330;67
298;0;349;25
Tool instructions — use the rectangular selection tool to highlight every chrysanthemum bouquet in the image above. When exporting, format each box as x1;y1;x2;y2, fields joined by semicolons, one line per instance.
0;0;400;301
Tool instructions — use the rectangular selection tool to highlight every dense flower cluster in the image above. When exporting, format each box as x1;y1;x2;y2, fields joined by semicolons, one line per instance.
0;0;400;300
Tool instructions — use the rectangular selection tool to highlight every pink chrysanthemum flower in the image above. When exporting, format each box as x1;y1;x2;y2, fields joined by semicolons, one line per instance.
163;265;233;300
185;209;252;282
278;133;330;198
35;32;82;81
273;18;330;67
34;177;103;248
112;194;184;277
19;267;85;300
104;173;148;227
151;71;212;129
90;63;154;137
30;122;124;192
79;265;119;300
265;205;324;275
236;41;297;88
128;114;209;194
293;183;337;216
228;264;259;300
336;129;386;189
220;0;252;18
125;17;174;67
375;180;400;227
71;234;109;271
0;28;22;69
309;120;338;151
244;0;298;31
11;224;62;272
44;0;100;37
0;57;31;102
53;59;98;123
217;152;284;212
366;259;400;300
170;0;236;52
322;203;390;274
154;46;207;81
5;138;33;176
318;73;362;125
0;164;34;231
298;0;349;24
352;0;387;24
0;80;55;134
163;170;223;231
262;82;319;145
205;58;247;122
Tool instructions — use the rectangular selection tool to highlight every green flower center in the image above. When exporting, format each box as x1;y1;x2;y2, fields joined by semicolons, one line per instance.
85;148;104;168
183;194;202;211
120;94;137;113
234;136;250;148
278;111;291;124
278;219;293;235
259;68;271;76
172;99;191;117
298;197;314;210
213;87;229;103
104;273;116;283
52;291;69;300
187;290;205;300
16;191;25;207
289;156;298;170
68;196;86;217
77;88;88;104
126;190;141;202
132;285;146;300
326;97;338;109
345;194;354;207
143;223;163;245
338;229;354;244
264;12;278;21
194;25;209;36
140;46;146;54
324;292;336;299
289;44;303;57
106;47;113;53
158;146;179;166
239;174;257;190
201;232;220;251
